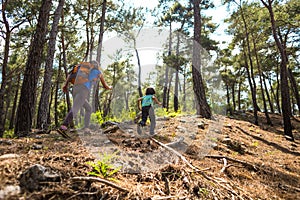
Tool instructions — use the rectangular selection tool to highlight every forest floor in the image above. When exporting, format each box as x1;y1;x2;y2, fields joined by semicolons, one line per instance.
0;111;299;200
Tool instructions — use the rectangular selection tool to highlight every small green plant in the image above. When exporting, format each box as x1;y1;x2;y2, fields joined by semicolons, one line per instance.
90;111;104;125
252;141;259;147
3;129;15;138
86;152;122;181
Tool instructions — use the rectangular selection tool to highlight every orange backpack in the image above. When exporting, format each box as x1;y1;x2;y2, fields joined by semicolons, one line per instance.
68;62;94;84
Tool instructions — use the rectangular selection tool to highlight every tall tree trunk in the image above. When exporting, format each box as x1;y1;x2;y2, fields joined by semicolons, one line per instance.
231;83;236;111
166;68;174;112
261;0;293;140
60;16;72;115
226;84;231;115
15;0;52;137
239;4;259;124
174;32;180;112
94;0;107;112
191;0;211;119
253;38;272;125
238;81;242;111
54;62;62;127
37;0;65;130
242;42;258;124
136;47;143;97
9;74;21;130
0;0;24;136
163;21;172;108
182;66;187;112
288;68;300;115
262;73;274;113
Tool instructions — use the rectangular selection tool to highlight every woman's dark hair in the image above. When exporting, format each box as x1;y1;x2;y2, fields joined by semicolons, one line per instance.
145;87;155;95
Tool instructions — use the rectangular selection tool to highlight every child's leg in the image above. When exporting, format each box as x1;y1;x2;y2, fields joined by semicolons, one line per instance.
149;106;156;134
140;106;151;126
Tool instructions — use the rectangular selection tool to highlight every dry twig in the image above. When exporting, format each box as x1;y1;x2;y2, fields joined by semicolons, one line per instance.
206;155;258;171
71;176;129;193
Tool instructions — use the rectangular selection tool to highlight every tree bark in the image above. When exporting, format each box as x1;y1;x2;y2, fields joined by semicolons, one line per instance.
9;74;21;130
261;0;293;140
174;32;180;112
192;0;211;119
94;0;107;112
288;68;300;115
163;21;172;109
238;4;259;125
253;37;272;125
37;0;65;130
15;0;53;136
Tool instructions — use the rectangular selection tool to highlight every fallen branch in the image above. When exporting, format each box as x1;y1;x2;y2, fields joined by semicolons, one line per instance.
165;136;184;147
220;158;227;173
151;138;197;171
71;176;129;193
151;138;214;181
206;155;258;171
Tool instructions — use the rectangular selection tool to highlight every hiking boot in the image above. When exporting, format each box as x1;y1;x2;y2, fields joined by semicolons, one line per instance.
139;121;146;127
56;125;71;138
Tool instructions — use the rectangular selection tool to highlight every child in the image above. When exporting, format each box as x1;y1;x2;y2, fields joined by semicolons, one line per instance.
137;87;162;135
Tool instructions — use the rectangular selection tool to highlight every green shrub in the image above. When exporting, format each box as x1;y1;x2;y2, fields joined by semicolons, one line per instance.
86;152;122;181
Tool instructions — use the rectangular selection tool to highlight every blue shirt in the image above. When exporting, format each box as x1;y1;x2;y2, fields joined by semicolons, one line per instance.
142;95;153;107
83;68;101;90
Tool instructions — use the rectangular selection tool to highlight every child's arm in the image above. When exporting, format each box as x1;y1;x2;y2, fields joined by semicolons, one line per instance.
153;96;162;106
137;98;142;111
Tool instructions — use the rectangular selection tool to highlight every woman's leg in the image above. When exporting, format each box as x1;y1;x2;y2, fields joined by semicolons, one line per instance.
82;100;92;128
62;85;89;128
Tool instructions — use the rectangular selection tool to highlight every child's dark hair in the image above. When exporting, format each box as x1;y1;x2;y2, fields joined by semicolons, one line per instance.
145;87;155;95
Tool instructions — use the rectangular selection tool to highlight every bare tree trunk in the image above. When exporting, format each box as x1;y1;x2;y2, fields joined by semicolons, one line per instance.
167;68;174;112
136;48;143;97
231;83;236;111
163;21;172;108
192;0;211;119
242;42;259;124
262;73;274;113
9;74;21;130
253;38;272;125
15;0;52;136
174;32;180;112
288;68;300;115
0;0;25;136
261;0;293;140
93;0;107;112
37;0;65;130
238;81;242;111
240;8;259;124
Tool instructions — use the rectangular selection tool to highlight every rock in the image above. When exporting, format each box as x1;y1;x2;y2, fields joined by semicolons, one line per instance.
32;144;43;150
176;126;186;133
224;123;232;128
179;119;187;123
0;139;13;145
0;185;21;199
19;164;61;192
197;122;205;129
